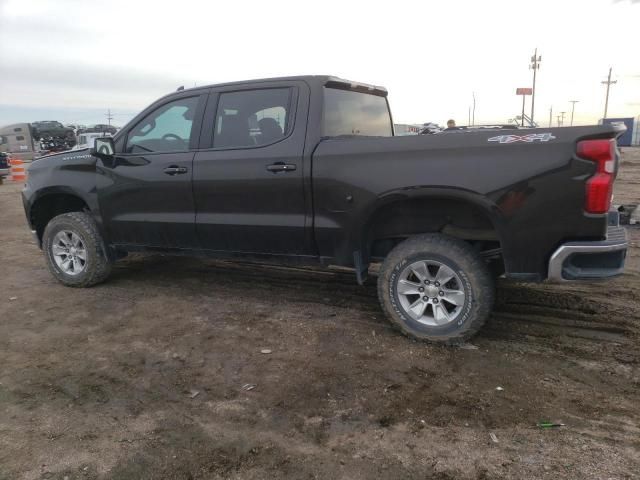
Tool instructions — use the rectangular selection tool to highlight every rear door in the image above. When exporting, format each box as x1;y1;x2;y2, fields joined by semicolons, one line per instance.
97;92;207;248
193;81;310;254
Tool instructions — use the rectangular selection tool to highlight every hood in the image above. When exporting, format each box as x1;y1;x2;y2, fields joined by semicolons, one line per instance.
33;147;93;163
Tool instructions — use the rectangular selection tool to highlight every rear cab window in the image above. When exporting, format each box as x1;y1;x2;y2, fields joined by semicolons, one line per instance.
323;87;393;137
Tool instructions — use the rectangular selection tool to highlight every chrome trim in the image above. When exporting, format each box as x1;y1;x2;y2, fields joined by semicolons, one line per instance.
548;230;627;282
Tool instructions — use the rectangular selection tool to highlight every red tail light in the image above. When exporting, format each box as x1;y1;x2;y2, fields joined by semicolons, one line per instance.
577;139;616;214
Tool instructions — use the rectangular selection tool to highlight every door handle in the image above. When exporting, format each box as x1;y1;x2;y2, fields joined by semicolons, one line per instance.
163;165;188;175
266;162;296;173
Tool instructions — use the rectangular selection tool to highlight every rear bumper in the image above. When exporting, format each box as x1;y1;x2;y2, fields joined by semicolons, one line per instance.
547;224;627;282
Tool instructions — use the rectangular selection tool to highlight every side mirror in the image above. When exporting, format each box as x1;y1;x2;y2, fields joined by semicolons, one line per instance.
91;137;115;158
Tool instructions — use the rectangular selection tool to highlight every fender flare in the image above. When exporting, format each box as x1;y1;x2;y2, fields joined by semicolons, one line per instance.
355;186;510;263
28;185;96;218
27;185;107;247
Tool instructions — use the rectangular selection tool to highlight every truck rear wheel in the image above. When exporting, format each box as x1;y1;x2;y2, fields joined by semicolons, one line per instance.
43;212;112;287
377;234;494;344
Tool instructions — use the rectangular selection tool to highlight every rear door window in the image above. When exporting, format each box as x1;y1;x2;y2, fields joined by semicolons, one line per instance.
213;88;291;149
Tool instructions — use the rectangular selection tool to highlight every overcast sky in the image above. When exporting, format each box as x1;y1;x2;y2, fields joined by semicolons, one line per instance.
0;0;638;128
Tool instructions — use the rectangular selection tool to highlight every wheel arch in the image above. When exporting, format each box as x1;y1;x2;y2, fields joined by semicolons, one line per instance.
358;187;509;268
29;187;95;246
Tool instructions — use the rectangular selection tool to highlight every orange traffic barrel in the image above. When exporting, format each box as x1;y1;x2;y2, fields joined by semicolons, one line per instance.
9;157;27;182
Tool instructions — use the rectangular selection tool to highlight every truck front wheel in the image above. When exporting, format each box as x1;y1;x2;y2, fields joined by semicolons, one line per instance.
42;212;112;287
377;234;494;344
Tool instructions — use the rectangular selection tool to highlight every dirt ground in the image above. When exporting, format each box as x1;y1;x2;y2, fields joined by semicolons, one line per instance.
1;149;639;480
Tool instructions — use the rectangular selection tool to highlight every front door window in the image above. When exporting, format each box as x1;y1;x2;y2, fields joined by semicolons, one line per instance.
126;97;199;153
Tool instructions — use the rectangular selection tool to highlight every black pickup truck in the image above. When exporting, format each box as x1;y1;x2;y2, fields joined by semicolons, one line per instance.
31;121;76;145
22;75;628;343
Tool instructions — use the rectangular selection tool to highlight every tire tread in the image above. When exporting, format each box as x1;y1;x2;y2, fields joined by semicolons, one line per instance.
43;211;112;288
377;234;494;345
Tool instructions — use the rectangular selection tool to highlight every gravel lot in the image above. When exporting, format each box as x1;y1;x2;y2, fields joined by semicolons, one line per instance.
1;149;639;479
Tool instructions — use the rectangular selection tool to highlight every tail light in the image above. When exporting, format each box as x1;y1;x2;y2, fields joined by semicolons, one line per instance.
577;138;616;214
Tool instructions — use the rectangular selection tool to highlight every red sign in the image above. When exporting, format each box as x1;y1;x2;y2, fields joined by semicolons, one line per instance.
516;88;533;95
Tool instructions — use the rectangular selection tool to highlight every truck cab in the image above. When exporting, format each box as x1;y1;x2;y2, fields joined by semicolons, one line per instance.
0;123;40;162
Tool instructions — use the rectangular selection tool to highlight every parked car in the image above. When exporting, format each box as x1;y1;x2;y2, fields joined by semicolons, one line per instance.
0;152;10;178
419;122;442;134
39;137;75;154
66;124;87;135
21;75;628;343
73;132;112;150
31;121;76;144
83;124;118;135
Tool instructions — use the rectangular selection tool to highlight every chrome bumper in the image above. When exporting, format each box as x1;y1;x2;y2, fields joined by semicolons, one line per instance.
548;225;627;282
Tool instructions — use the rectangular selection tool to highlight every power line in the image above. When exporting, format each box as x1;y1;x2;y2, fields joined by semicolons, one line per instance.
601;67;617;120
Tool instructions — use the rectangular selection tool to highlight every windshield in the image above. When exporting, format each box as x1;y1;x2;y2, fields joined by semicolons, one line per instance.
323;87;393;137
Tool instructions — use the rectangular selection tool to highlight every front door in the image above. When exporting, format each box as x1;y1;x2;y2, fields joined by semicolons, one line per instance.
193;83;309;255
97;93;206;248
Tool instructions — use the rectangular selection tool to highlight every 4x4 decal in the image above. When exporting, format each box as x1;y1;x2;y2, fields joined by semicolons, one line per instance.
488;133;556;144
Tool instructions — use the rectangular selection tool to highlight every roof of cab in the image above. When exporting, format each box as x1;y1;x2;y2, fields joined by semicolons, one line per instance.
172;75;387;96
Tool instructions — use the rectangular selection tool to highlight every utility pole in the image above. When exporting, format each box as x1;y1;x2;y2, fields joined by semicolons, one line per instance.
472;92;476;126
569;100;579;126
529;48;541;124
548;106;553;128
601;67;617;120
105;108;114;127
557;115;561;127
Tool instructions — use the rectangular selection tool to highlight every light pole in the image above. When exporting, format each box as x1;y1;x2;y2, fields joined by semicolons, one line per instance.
560;111;566;127
601;67;617;120
548;106;553;128
569;100;579;126
529;49;541;124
